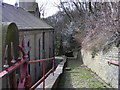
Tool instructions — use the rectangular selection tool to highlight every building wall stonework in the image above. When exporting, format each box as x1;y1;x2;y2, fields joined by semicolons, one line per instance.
19;30;54;85
45;32;49;58
81;45;119;88
35;33;43;80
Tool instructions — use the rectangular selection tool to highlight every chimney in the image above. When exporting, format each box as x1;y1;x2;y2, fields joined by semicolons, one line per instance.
18;0;40;18
19;0;36;10
15;2;18;7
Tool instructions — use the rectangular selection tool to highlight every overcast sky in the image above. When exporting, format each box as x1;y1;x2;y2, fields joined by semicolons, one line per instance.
3;0;61;18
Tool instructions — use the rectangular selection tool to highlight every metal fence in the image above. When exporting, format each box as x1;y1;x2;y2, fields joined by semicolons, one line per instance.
0;44;54;89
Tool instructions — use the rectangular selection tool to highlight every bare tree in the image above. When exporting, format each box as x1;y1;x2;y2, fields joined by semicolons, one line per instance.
39;2;47;18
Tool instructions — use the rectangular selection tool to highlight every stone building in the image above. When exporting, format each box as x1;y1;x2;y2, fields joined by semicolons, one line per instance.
2;1;54;86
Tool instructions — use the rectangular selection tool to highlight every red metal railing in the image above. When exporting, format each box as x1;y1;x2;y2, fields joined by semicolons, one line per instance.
0;58;27;78
29;57;54;90
0;44;54;89
107;61;119;66
0;57;54;89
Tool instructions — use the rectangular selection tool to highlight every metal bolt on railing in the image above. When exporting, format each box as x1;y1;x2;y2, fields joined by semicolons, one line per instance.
11;59;16;63
3;64;9;68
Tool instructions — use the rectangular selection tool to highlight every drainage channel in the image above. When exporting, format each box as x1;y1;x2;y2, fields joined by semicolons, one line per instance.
56;57;111;89
35;56;111;89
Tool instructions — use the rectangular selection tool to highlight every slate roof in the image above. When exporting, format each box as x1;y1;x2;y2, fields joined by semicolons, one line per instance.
2;3;53;30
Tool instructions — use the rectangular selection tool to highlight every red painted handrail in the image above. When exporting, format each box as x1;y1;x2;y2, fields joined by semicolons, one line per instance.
0;59;27;77
1;38;55;89
0;57;54;89
29;58;55;89
107;61;119;66
28;57;54;64
30;67;54;89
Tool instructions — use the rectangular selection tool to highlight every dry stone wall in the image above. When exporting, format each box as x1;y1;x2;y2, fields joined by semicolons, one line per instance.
81;45;119;88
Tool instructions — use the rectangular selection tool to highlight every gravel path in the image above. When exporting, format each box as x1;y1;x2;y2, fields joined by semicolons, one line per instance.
57;58;112;89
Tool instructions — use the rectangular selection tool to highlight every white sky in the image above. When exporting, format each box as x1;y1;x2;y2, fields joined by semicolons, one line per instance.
3;0;118;17
3;0;61;18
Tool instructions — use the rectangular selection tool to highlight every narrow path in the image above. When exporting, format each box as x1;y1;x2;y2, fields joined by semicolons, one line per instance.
57;58;110;88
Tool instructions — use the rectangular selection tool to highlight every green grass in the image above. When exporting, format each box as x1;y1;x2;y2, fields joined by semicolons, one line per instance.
58;60;107;88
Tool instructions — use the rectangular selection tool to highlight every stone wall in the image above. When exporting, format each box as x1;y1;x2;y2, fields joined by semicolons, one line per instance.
81;45;119;88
